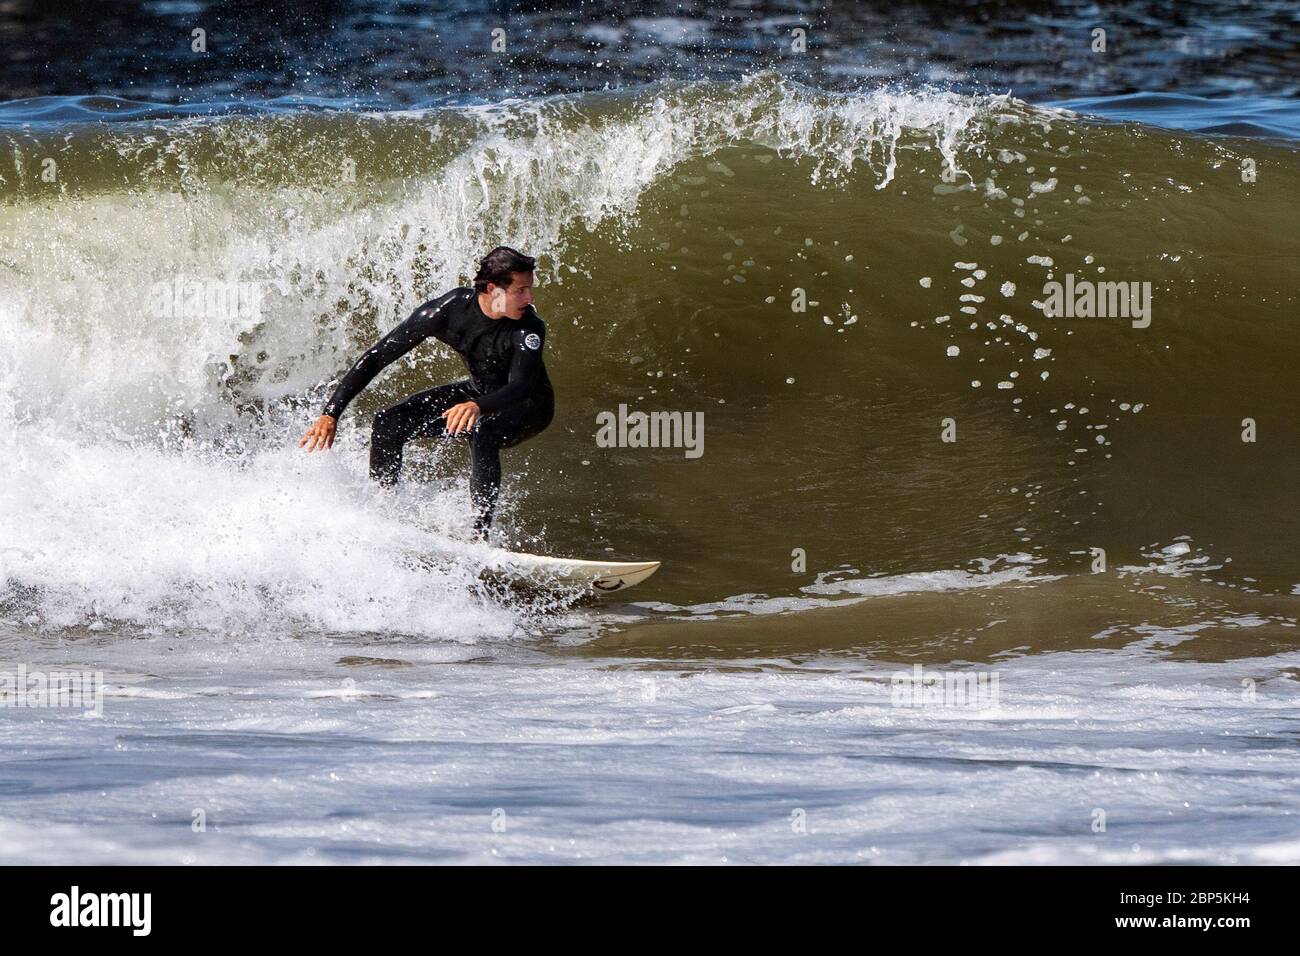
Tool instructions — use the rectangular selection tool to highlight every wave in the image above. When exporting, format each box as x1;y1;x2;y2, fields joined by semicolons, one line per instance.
1;74;1297;641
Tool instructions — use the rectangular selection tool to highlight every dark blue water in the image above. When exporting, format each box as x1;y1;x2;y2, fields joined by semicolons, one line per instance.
1052;92;1300;140
2;1;1297;141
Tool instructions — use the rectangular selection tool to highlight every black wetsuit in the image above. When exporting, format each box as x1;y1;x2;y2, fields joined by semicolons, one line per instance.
322;287;554;535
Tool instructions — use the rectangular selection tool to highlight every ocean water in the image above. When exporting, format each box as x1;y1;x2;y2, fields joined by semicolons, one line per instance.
1;3;1298;864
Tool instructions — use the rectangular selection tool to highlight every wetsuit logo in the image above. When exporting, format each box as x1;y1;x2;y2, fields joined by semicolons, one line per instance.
524;333;541;350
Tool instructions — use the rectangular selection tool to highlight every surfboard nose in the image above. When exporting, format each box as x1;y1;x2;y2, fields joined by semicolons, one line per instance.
592;561;660;591
458;545;662;593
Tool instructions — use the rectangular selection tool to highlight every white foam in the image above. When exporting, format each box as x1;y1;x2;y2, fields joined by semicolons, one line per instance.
2;635;1297;864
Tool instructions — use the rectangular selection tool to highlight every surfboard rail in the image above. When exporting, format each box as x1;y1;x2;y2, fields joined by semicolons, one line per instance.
485;551;661;592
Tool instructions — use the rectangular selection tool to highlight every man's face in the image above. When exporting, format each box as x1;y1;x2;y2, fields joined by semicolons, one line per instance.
486;272;533;319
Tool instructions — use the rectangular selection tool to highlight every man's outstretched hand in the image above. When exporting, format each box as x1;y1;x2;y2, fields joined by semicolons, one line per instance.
443;400;481;435
300;414;337;452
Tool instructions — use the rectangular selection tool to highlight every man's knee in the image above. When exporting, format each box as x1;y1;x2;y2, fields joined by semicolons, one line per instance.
469;412;508;443
373;402;420;443
497;406;552;450
372;405;395;433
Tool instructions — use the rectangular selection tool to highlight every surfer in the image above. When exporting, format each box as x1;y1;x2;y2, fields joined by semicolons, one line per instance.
299;246;554;540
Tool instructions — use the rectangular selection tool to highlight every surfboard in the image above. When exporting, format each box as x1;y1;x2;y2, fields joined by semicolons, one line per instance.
478;548;661;592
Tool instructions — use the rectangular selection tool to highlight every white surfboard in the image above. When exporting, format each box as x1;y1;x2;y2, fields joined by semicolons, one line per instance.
478;547;661;592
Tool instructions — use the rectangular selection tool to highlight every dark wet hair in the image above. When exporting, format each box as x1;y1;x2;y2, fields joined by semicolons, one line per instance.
473;246;535;293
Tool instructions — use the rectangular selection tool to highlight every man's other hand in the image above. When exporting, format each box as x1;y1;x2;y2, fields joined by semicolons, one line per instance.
300;414;337;452
442;401;481;435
